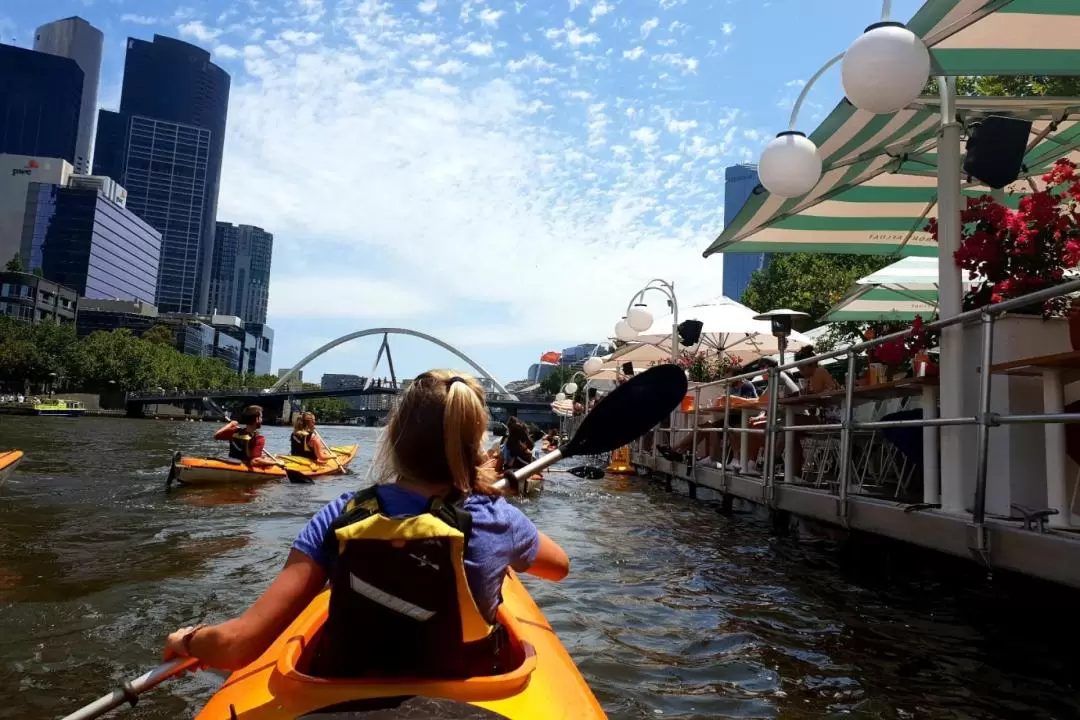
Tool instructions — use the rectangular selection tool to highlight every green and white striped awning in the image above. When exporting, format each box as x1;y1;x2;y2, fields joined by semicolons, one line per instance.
704;0;1080;259
823;257;957;321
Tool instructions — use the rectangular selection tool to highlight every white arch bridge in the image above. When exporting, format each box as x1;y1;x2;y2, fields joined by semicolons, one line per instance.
270;328;518;400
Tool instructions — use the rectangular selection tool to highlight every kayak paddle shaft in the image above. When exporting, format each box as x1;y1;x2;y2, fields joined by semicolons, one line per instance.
494;449;563;491
60;657;199;720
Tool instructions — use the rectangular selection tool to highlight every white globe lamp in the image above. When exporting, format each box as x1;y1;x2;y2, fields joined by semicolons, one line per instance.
614;319;637;342
626;304;653;333
555;392;566;401
841;22;930;115
564;382;578;395
758;131;822;198
583;356;603;376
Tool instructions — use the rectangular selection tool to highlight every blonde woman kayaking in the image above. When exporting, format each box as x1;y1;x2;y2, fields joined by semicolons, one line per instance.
164;370;569;674
290;411;332;462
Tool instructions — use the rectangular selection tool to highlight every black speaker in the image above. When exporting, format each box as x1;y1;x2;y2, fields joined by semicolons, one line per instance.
963;115;1032;189
621;362;635;376
677;319;703;346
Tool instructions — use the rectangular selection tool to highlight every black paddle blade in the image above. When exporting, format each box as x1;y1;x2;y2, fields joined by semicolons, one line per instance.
165;451;181;489
286;469;313;484
563;363;687;459
568;465;605;480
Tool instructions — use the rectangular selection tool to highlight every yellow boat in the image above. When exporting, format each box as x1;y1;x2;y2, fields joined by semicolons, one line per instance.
605;446;634;475
174;445;359;486
194;571;607;719
0;450;23;483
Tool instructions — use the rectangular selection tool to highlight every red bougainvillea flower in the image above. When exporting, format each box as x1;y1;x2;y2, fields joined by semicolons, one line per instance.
926;158;1080;316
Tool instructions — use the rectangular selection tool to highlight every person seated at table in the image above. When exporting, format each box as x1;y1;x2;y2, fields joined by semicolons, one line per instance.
778;345;841;481
658;369;758;465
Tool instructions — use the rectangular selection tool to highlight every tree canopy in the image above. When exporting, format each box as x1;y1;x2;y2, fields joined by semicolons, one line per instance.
0;317;278;393
740;254;890;328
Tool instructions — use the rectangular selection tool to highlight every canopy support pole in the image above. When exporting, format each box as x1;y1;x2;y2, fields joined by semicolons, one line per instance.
935;75;962;513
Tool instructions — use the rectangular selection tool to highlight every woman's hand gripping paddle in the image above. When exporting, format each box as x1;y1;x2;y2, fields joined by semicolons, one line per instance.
495;363;687;491
59;657;200;720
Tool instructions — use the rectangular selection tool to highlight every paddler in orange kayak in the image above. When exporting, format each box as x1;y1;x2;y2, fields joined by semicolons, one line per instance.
213;405;278;467
289;411;332;462
164;370;570;674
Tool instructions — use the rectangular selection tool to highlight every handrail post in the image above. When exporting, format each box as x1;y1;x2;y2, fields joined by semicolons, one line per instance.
689;384;701;479
763;369;780;505
837;351;857;522
973;312;995;527
720;382;732;492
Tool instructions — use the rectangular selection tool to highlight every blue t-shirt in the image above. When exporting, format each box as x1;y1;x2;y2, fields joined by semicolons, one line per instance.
736;381;758;399
292;484;540;622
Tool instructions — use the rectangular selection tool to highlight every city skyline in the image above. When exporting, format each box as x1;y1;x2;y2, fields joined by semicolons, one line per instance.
0;1;912;384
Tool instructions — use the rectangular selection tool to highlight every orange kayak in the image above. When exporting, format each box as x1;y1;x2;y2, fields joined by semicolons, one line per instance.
194;571;607;719
275;444;360;478
0;450;23;483
174;445;358;486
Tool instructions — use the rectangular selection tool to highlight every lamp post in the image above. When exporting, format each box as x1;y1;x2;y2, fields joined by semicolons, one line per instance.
614;279;678;363
758;0;930;199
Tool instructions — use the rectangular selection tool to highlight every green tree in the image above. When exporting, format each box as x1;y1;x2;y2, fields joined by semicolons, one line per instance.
540;365;585;401
142;324;175;347
305;397;349;423
955;75;1080;97
740;254;891;328
5;254;23;272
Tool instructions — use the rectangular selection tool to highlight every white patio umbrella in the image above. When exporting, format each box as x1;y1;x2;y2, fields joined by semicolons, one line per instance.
633;296;812;363
824;257;963;322
604;342;676;366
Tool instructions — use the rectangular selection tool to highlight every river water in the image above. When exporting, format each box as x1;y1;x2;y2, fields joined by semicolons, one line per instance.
1;417;1078;719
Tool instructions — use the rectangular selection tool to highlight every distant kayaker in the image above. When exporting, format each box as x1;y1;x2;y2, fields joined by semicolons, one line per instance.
164;370;570;674
214;405;276;467
500;416;534;471
290;411;332;462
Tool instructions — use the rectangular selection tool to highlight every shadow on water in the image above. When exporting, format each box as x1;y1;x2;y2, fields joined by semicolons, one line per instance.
1;417;1078;718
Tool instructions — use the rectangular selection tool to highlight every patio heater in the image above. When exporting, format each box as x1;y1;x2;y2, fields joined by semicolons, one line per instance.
752;309;809;369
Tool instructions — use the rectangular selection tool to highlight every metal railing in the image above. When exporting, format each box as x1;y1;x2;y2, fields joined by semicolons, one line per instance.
642;278;1080;535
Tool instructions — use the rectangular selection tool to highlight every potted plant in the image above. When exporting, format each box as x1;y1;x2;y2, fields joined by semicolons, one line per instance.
927;158;1080;362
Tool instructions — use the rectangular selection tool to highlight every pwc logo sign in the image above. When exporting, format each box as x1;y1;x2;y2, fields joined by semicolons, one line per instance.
11;159;40;177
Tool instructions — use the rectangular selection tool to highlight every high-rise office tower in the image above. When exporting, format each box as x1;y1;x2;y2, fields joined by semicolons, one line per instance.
93;35;230;315
0;44;83;165
209;222;273;325
721;164;771;302
33;17;103;174
21;180;161;303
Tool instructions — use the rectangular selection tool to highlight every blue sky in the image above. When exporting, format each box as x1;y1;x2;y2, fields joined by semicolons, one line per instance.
4;0;925;385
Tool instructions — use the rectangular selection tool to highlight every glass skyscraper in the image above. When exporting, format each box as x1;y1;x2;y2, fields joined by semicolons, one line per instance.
93;34;230;314
0;44;83;164
210;222;274;325
33;17;103;174
721;164;771;302
21;183;161;303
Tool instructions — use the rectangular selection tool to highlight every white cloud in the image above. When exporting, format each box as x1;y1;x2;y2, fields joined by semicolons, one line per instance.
622;46;645;60
785;78;806;87
479;8;504;26
178;21;222;43
667;118;696;134
269;278;438;319
404;32;440;46
279;30;322;46
656;53;698;73
506;53;554;72
640;18;659;38
214;44;241;59
464;41;494;56
121;14;159;25
629;127;659;146
216;0;730;353
417;0;438;13
567;28;600;46
590;1;613;22
721;22;735;35
436;59;467;74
